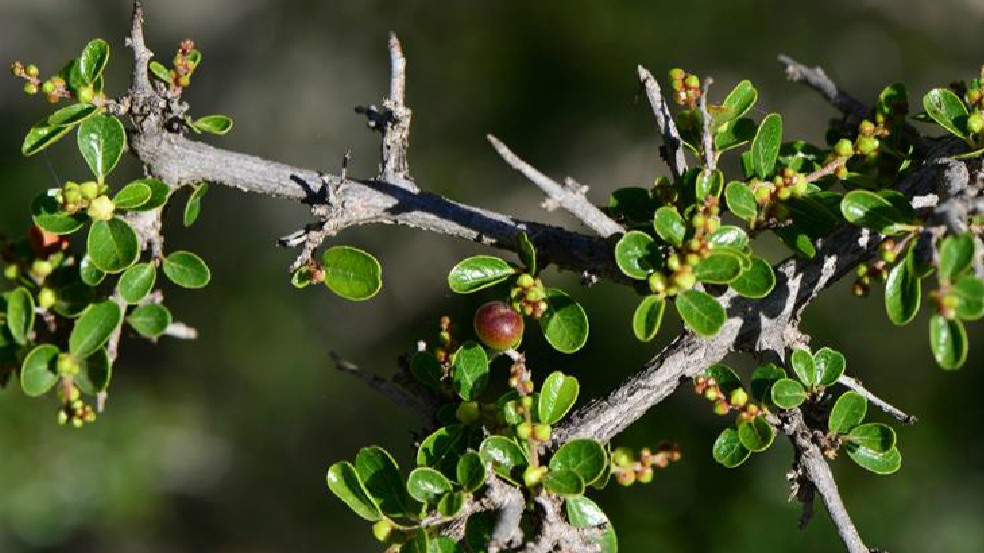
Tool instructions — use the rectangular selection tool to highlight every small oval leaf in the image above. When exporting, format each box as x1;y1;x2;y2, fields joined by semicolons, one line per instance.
163;251;212;289
675;289;726;337
69;301;122;357
448;256;516;294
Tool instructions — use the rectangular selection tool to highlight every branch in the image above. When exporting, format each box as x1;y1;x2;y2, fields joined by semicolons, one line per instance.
330;352;433;420
838;375;917;425
777;55;868;121
698;77;716;171
486;135;623;238
638;65;688;179
380;33;415;190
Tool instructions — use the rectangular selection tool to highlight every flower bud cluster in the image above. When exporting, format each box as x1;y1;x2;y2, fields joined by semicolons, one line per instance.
611;442;681;486
694;376;760;422
669;68;701;108
509;273;547;319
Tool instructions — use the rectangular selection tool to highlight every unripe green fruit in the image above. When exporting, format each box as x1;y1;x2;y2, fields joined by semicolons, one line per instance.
612;447;634;468
637;467;654;484
58;410;69;425
26;64;39;77
753;186;771;205
673;271;696;291
648;272;667;294
684;74;700;89
704;387;720;402
685;253;701;267
523;466;547;487
3;264;19;280
456;401;481;424
705;217;720;234
713;400;730;415
517;273;535;288
667;255;681;272
533;423;551;442
77;86;94;104
521;395;534;409
859;120;876;136
729;388;749;408
87;195;115;221
57;354;79;376
23;82;38;95
38;288;56;310
834;138;855;158
616;470;636;487
793;174;808;197
669;68;685;81
178;75;191;87
856;136;878;156
516;422;532;440
372;520;393;542
41;80;56;95
80;181;100;200
474;301;524;350
32;259;53;278
776;187;792;201
969;113;984;134
525;288;544;302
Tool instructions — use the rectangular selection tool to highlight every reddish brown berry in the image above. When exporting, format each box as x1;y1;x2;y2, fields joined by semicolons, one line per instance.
473;301;524;350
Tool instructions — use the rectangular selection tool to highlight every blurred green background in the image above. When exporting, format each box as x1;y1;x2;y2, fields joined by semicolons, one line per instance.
2;0;983;551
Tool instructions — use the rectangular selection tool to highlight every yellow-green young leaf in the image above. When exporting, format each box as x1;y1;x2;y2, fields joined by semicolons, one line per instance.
117;262;156;304
6;287;35;345
923;88;969;139
846;445;902;475
730;256;776;299
19;344;60;397
149;61;171;83
844;423;896;454
452;341;489;401
938;233;975;283
750;363;786;402
538;371;579;425
87;218;139;273
712;80;758;128
516;231;537;274
829;391;867;434
790;348;816;388
321;246;381;300
128;178;173;211
885;261;920;325
738;415;774;452
113;182;152;210
840;190;908;235
712;427;750;468
693;250;743;284
538;288;589;353
479;435;527;482
22;103;98;156
354;446;411;517
418;425;468;478
77;114;126;180
31;191;87;235
654;207;686;247
542;469;584;496
69;301;122;357
929;315;968;370
79;38;109;85
696;169;724;201
75;348;112;395
814;347;846;387
325;461;382;521
751;113;782;179
953;276;984;320
163;251;212;289
614;231;658;279
456;452;486;493
565;496;608;528
675;289;726;337
771;378;806;409
447;255;515;293
127;304;172;339
632;295;665;342
191;114;234;135
548;439;607;486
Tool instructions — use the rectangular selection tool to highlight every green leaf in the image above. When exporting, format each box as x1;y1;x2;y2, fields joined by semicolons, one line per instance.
712;427;751;468
6;287;35;345
429;537;463;553
608;187;657;223
117;262;156;304
128;178;173;211
814;347;846;387
163;251;212;289
713;80;758;128
548;439;607;486
675;289;726;337
725;181;757;222
87;218;139;273
479;435;527;482
438;491;464;518
885;261;920;325
730;256;775;298
844;423;896;454
127;304;172;339
411;351;443;390
840;190;908;235
632;295;665;342
52;282;95;319
149;61;171;83
31;191;87;235
79;255;106;286
464;512;496;553
539;288;589;353
751;113;782;179
418;425;468;478
77;114;126;180
75;348;112;394
954;276;984;320
543;469;585;496
79;39;109;85
452;341;490;401
20;344;60;397
738;416;774;452
183;183;208;227
708;226;749;252
112;182;152;210
775;227;816;258
846;445;902;475
653;207;686;247
22;103;97;156
456;452;486;493
829;391;867;434
517;231;537;274
771;378;807;409
929;315;968;370
614;231;658;279
447;256;516;293
566;496;608;528
322;246;381;300
939;233;975;283
69;301;122;357
407;467;452;505
538;371;579;425
714;118;757;152
790;348;816;388
696;169;724;201
750;363;786;402
191;114;234;135
703;363;742;396
325;461;382;521
923;88;969;139
693;250;743;284
401;529;430;553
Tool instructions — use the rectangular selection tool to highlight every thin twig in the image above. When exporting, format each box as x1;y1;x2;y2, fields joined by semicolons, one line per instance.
839;375;918;424
638;65;688;179
777;55;868;121
330;352;432;420
487;135;623;238
699;76;716;171
379;33;415;190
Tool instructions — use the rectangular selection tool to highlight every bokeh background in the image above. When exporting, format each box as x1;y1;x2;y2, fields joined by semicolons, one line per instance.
2;1;984;552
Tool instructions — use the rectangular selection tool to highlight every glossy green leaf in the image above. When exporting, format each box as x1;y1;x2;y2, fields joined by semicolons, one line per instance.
77;114;126;180
712;427;751;468
438;491;464;518
738;416;774;452
713;80;758;128
829;391;867;434
696;169;724;202
549;439;607;486
730;257;776;299
22;103;97;156
183;183;208;227
938;233;975;283
128;178;172;211
428;537;463;553
542;469;584;496
6;287;35;345
452;341;490;401
708;226;749;252
417;425;468;478
539;288;589;353
149;61;171;83
163;251;212;289
464;512;496;553
79;38;109;84
407;467;452;505
714;117;757;152
75;348;112;395
750;363;786;402
632;295;665;342
790;348;816;388
69;301;122;357
608;187;657;223
447;255;515;294
846;445;902;475
517;231;537;274
355;447;411;518
456;452;486;493
117;262;156;304
751;113;782;179
52;282;96;319
693;250;743;284
954;276;984;320
814;347;846;387
322;246;381;300
771;378;807;409
538;371;579;425
885;261;920;325
401;529;429;553
479;435;527;481
31;191;87;235
79;255;106;286
675;289;726;337
411;351;443;390
127;304;172;339
325;461;382;521
113;182;152;210
20;344;60;397
87;218;139;273
929;315;968;370
840;190;908;235
775;227;816;258
844;423;895;454
566;495;608;528
703;363;742;396
614;231;658;279
923;88;969;139
654;207;686;247
191;114;234;135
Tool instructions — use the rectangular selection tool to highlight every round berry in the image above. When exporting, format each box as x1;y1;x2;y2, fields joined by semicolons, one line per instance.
57;354;79;377
523;466;547;487
23;82;38;95
729;388;749;408
834;138;855;158
31;259;53;278
612;447;634;468
516;273;535;288
456;401;480;424
672;271;696;291
616;470;636;487
473;301;524;351
41;80;56;95
520;395;534;409
38;287;56;310
516;422;532;440
77;85;94;104
25;64;39;77
87;195;115;221
969;112;984;134
856;136;878;156
669;68;685;81
79;181;100;200
637;467;654;484
533;423;551;442
3;264;19;281
371;520;393;543
753;186;772;205
859;120;876;136
684;74;700;90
